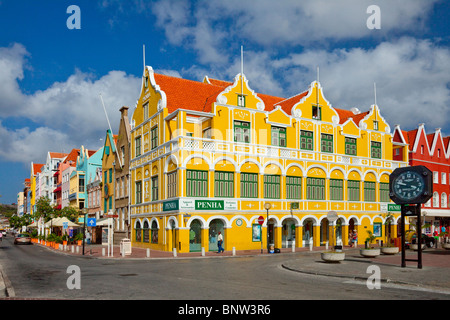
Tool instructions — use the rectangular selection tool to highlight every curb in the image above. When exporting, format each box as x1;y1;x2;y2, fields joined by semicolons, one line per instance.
280;262;415;287
0;265;15;298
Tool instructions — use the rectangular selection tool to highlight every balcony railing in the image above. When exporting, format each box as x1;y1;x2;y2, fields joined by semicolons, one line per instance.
130;136;408;170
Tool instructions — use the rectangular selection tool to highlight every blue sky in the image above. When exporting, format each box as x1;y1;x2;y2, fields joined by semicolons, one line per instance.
0;0;450;204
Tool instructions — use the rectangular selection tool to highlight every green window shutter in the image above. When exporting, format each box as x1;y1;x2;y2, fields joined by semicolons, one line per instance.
186;170;208;197
380;182;389;202
371;141;382;159
215;171;234;198
152;176;159;201
286;176;302;199
307;177;325;200
151;126;158;150
348;180;360;201
364;181;376;202
135;136;141;157
234;120;251;143
300;130;314;151
330;179;343;200
271;126;287;147
240;172;258;198
321;133;333;153
264;175;280;199
345;137;357;156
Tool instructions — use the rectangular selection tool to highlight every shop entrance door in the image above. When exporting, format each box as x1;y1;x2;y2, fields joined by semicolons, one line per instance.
189;220;202;252
209;219;224;252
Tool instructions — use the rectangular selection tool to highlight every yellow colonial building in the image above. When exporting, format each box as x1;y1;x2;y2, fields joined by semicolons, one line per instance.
129;66;408;253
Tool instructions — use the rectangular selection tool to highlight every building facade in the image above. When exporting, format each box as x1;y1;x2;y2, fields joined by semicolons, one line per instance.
69;146;101;210
395;124;450;236
114;106;132;240
29;162;44;215
129;66;408;253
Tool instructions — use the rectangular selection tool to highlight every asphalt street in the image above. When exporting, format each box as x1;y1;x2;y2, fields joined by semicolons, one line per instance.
1;235;450;301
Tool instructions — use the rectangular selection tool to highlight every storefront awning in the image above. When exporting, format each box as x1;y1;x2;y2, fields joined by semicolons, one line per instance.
421;210;450;218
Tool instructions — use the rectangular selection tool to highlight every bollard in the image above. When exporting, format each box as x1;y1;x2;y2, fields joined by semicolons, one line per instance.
325;241;329;251
232;247;236;256
76;246;80;254
173;248;177;257
147;248;150;258
292;245;295;253
71;246;75;253
102;248;106;256
201;247;205;257
309;241;313;251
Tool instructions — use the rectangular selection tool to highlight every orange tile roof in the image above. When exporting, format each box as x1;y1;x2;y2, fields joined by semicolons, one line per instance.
157;73;377;127
207;78;233;88
33;163;44;174
49;152;68;159
63;149;80;165
155;74;226;114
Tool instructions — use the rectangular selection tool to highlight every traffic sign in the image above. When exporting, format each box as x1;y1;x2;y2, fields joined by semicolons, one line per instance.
258;216;264;225
87;218;96;227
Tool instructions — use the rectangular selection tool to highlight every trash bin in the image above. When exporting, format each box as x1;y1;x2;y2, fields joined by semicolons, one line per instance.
120;238;132;256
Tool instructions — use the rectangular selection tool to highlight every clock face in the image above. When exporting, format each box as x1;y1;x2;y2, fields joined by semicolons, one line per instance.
393;171;425;201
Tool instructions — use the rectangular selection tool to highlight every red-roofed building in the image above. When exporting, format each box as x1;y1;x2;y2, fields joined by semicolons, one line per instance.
393;124;450;239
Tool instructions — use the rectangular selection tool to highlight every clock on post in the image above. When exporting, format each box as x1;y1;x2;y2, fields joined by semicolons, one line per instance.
389;165;433;269
389;165;432;205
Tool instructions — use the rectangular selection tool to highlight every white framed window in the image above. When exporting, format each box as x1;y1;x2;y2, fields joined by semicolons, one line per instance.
433;172;439;184
441;193;447;208
433;192;439;207
442;172;446;184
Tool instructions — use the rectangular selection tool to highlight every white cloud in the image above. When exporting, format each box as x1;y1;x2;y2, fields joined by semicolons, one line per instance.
270;37;450;132
149;0;438;61
0;44;141;165
183;37;450;134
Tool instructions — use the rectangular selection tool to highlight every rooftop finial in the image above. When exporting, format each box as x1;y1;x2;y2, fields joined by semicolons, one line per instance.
143;44;146;68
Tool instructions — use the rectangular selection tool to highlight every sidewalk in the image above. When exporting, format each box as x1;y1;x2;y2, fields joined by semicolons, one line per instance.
282;247;450;292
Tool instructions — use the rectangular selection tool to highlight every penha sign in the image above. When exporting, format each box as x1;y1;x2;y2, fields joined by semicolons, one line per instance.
195;200;224;210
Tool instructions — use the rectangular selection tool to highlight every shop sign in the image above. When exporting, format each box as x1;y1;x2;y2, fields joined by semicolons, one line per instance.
381;203;401;212
195;200;224;210
177;199;238;211
163;199;179;212
224;200;238;210
180;199;195;209
388;204;401;212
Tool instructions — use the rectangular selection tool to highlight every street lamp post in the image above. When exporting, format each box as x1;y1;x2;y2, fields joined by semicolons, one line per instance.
264;202;272;253
82;208;87;255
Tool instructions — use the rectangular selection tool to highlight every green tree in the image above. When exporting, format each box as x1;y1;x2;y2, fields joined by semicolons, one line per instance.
33;196;55;222
59;206;79;222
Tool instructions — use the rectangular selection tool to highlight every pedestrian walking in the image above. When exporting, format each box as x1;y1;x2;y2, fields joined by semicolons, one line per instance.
352;230;357;248
217;231;224;253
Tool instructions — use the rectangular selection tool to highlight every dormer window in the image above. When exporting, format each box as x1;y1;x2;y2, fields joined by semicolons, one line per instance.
312;104;321;120
237;94;246;107
373;120;379;131
144;76;149;88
